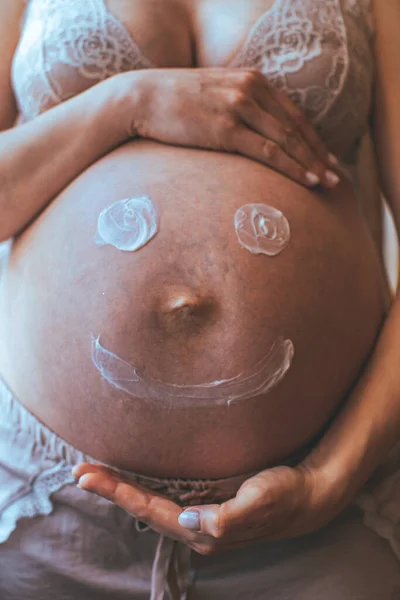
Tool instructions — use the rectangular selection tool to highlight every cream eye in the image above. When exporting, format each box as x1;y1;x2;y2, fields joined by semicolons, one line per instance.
95;195;158;252
234;203;290;256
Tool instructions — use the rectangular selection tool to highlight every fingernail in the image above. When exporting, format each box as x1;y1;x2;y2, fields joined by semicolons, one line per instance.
305;172;320;186
77;474;91;489
178;510;200;530
325;170;340;187
71;465;83;479
328;153;339;166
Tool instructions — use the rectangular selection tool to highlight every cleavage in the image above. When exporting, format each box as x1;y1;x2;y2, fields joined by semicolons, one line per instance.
105;0;194;67
105;0;280;68
193;0;279;66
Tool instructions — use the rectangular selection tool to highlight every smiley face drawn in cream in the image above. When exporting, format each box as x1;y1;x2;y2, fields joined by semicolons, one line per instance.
92;196;293;405
91;334;294;407
234;203;290;256
95;195;158;252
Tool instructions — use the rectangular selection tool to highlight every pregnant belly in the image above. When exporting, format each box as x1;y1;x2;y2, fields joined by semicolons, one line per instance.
0;141;385;478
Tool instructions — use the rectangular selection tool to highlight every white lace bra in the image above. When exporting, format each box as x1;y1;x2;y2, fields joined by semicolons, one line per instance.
12;0;375;164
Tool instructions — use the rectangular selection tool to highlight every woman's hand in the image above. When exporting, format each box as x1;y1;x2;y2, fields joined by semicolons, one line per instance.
72;462;341;555
125;68;339;189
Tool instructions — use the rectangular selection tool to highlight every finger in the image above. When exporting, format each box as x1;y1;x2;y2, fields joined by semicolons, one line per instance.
231;125;320;187
178;479;268;537
189;470;289;537
231;69;325;179
268;87;341;183
253;82;340;188
178;504;220;534
212;468;309;538
73;463;166;498
77;470;177;519
77;470;210;544
73;463;154;494
73;463;170;504
72;462;110;480
250;83;325;174
239;99;323;180
178;499;275;541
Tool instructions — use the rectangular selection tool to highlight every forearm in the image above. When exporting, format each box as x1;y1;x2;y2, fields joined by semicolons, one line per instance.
0;71;142;241
301;0;400;512
304;295;400;506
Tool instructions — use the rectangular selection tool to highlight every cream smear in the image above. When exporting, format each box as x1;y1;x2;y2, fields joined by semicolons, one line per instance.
91;335;294;407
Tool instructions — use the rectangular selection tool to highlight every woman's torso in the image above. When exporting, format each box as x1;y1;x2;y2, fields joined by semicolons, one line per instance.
0;0;386;478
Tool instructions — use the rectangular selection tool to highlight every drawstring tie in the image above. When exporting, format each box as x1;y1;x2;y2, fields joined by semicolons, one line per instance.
135;518;192;600
150;535;192;600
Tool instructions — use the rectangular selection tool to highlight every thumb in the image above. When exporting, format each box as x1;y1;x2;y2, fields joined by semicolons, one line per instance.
221;466;305;526
178;503;223;537
177;467;302;537
177;474;278;537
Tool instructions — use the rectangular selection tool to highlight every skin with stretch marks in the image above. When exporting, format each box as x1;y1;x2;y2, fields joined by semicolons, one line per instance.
93;199;293;407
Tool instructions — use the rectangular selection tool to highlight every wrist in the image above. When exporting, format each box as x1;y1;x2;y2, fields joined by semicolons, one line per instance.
298;389;384;509
293;461;348;527
105;70;155;140
83;71;147;151
298;436;366;513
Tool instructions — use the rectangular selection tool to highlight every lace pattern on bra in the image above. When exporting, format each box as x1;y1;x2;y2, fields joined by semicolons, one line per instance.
12;0;153;121
229;0;374;162
322;0;374;162
230;0;348;121
13;0;374;161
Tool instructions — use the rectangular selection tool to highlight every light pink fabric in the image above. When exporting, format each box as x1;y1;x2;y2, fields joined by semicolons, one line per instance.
1;377;400;599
